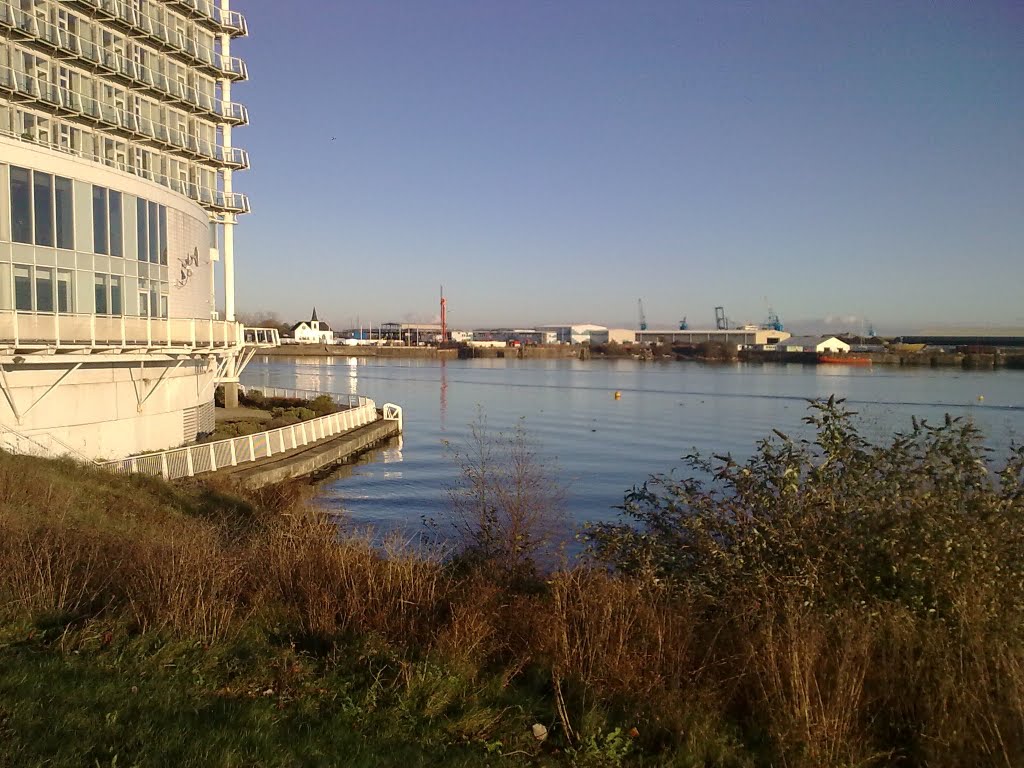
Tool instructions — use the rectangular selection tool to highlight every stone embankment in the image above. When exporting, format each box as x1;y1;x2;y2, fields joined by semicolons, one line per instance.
740;349;1018;369
259;344;458;359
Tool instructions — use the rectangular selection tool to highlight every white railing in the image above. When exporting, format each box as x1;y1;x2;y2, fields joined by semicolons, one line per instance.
0;125;251;213
242;387;403;430
242;327;280;347
383;403;403;432
0;56;244;168
242;385;361;406
101;396;380;480
0;311;244;350
0;313;279;352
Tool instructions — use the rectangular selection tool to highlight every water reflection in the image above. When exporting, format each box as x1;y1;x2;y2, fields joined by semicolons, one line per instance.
243;357;1024;538
440;358;448;428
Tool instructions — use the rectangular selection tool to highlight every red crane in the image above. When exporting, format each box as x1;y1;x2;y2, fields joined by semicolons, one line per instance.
440;285;447;344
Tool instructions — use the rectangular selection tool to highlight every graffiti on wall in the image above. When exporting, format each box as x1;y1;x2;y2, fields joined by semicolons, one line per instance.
175;247;201;288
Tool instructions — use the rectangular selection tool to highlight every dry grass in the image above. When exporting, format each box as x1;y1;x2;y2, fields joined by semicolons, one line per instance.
1;449;1022;765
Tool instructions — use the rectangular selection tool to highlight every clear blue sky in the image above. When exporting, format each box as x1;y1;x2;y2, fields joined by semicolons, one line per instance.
232;1;1023;334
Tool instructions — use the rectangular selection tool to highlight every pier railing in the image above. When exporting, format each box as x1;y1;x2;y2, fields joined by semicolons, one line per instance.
101;394;379;480
243;385;404;433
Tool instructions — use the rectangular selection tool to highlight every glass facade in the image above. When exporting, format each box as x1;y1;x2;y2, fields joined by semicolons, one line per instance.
4;170;172;316
92;186;107;254
0;0;244;326
136;197;169;264
10;167;31;244
10;166;75;249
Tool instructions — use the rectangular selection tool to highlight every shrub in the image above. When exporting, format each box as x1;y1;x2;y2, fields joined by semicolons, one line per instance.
583;397;1024;765
309;395;338;416
242;389;265;406
431;413;568;577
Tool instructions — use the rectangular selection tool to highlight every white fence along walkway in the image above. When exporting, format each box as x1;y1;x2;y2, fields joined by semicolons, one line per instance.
101;388;403;480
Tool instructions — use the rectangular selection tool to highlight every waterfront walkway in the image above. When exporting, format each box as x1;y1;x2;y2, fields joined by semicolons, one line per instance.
101;388;402;485
214;417;400;488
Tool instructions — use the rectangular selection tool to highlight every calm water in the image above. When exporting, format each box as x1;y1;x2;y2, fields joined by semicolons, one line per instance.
242;357;1024;534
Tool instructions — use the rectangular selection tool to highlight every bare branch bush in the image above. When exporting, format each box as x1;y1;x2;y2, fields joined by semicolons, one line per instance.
435;411;568;575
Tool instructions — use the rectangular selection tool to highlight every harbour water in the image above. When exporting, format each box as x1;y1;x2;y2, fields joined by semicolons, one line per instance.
242;357;1024;536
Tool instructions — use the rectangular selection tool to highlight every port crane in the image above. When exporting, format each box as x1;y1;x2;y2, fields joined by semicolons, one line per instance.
638;299;648;331
765;307;783;331
714;306;729;330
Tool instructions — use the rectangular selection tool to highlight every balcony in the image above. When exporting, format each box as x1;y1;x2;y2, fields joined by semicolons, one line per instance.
1;1;250;121
218;100;248;125
220;10;248;37
217;146;249;169
3;108;250;217
0;312;247;353
58;0;247;81
0;61;246;169
215;53;247;81
166;0;248;37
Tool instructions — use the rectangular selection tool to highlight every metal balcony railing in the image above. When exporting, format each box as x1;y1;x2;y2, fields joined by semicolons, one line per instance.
0;60;246;170
242;327;280;347
166;0;248;37
0;311;247;351
0;1;250;125
0;122;251;214
60;0;248;79
217;145;249;169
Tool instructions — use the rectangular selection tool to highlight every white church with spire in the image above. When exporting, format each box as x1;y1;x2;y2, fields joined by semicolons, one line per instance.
289;307;333;344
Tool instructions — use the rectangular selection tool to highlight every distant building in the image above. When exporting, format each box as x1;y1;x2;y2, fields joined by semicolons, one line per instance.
535;324;607;345
780;336;850;354
290;308;333;344
378;322;443;344
637;328;790;347
590;328;636;345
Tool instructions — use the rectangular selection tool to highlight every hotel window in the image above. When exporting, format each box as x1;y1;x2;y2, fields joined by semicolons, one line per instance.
92;187;107;253
12;264;55;312
109;191;123;256
32;172;53;246
35;267;53;312
57;269;73;312
135;198;167;263
14;266;32;311
10;167;31;243
55;177;74;249
94;274;108;314
147;201;158;262
92;186;123;256
94;274;122;316
9;166;75;249
158;206;167;265
138;278;149;317
110;276;122;315
136;198;147;261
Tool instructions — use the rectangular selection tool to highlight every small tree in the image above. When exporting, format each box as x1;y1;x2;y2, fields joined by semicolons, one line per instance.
434;412;568;575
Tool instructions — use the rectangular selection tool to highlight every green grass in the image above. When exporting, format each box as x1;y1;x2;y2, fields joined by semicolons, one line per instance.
0;624;538;768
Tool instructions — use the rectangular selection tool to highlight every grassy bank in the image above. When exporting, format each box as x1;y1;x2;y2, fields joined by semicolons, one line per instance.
1;401;1022;766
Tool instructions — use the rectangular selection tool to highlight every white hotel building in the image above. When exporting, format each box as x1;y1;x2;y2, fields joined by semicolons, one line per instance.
0;0;272;460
